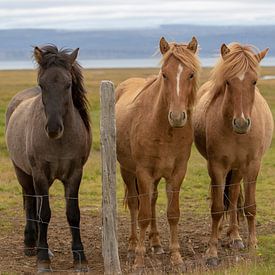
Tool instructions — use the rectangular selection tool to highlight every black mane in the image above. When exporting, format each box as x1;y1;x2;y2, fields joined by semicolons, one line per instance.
35;45;90;132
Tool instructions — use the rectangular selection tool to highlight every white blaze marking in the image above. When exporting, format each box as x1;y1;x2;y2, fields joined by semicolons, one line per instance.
241;112;245;119
238;73;245;81
176;64;183;97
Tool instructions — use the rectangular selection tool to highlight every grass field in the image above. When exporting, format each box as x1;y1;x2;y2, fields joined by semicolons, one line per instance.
0;67;274;274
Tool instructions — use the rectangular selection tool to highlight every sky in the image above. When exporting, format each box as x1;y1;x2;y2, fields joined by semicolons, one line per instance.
0;0;275;30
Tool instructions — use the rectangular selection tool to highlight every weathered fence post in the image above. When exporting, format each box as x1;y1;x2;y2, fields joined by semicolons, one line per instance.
100;81;121;274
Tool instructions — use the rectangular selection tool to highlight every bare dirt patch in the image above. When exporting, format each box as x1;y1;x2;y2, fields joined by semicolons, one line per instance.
0;208;274;274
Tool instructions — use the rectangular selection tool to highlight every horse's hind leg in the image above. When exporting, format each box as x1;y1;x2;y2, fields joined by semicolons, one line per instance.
120;167;138;258
64;171;88;272
243;161;260;249
149;180;164;254
226;170;244;250
13;163;37;256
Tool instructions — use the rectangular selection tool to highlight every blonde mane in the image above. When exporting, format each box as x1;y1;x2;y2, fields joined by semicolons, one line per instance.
210;43;260;91
134;42;200;109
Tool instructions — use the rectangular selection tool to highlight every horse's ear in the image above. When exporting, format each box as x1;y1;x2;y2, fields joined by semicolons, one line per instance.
34;46;43;64
221;43;230;59
187;36;198;53
159;37;170;55
70;48;79;64
255;48;269;62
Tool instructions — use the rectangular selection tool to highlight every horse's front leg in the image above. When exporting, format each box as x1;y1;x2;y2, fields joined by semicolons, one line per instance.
134;168;153;269
243;160;260;249
149;180;164;254
166;172;185;266
227;170;244;249
206;161;227;266
33;174;52;272
64;170;88;272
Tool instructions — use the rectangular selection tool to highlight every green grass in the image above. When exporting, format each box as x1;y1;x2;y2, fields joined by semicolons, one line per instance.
0;67;274;273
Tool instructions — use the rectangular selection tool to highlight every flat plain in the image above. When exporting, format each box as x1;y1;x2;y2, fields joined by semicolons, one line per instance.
0;67;274;274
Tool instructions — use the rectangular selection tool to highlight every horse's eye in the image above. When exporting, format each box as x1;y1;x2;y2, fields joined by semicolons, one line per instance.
252;80;257;85
162;73;167;79
190;73;194;79
226;80;230;85
39;84;44;90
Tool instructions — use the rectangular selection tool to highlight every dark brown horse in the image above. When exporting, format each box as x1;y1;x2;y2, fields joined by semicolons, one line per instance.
5;45;91;272
116;37;200;268
193;43;273;266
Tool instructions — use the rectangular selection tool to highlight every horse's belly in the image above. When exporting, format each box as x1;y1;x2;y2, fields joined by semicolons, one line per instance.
6;106;32;175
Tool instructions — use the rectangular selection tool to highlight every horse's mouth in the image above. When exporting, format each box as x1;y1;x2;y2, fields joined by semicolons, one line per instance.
232;126;250;135
46;130;64;139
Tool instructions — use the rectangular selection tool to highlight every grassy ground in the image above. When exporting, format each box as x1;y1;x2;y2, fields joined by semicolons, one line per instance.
0;67;274;274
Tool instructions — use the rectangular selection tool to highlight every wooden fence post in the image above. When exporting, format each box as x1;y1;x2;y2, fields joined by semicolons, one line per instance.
100;81;121;274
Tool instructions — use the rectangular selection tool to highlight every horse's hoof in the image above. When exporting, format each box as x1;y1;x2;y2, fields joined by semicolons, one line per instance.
248;242;258;250
74;263;89;272
151;245;164;254
171;252;183;266
37;267;52;273
37;260;52;273
132;266;145;275
206;257;219;267
24;246;37;256
171;263;187;273
230;239;245;250
127;250;136;259
133;257;145;271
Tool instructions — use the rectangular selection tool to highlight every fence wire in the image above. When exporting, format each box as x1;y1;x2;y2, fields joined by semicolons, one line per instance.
0;177;274;273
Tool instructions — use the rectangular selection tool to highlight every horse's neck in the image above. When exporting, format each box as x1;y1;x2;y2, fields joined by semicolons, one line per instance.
216;85;234;125
147;78;170;127
63;98;77;128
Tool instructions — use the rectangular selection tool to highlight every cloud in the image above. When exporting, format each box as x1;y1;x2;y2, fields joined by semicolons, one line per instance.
0;0;275;29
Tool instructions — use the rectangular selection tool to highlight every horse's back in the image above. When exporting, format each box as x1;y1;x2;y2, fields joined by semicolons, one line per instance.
6;91;40;175
6;87;41;127
254;89;274;151
115;78;147;173
115;77;146;103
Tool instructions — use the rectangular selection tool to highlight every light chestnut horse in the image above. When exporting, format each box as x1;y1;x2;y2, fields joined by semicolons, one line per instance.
193;43;274;266
116;37;200;268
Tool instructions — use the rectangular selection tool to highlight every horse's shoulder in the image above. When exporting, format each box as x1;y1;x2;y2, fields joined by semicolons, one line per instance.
6;87;41;127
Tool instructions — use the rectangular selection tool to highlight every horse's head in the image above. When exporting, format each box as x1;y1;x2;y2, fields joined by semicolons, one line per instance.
34;45;79;139
219;43;268;134
159;37;200;128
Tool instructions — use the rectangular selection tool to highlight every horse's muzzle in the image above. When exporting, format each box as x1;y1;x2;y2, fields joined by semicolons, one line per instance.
168;111;187;128
45;123;64;139
232;117;251;134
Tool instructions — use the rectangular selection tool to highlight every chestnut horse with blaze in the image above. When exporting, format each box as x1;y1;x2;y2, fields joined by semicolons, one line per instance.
193;43;273;266
116;37;200;268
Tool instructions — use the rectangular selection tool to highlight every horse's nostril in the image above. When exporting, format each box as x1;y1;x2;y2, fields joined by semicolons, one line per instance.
169;112;173;120
182;112;186;120
246;118;251;127
233;118;237;126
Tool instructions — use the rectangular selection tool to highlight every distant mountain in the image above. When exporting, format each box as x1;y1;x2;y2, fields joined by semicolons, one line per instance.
0;25;274;61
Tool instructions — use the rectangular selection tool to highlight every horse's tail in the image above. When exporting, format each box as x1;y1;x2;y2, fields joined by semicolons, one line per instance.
224;170;244;220
123;184;128;209
223;170;232;212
